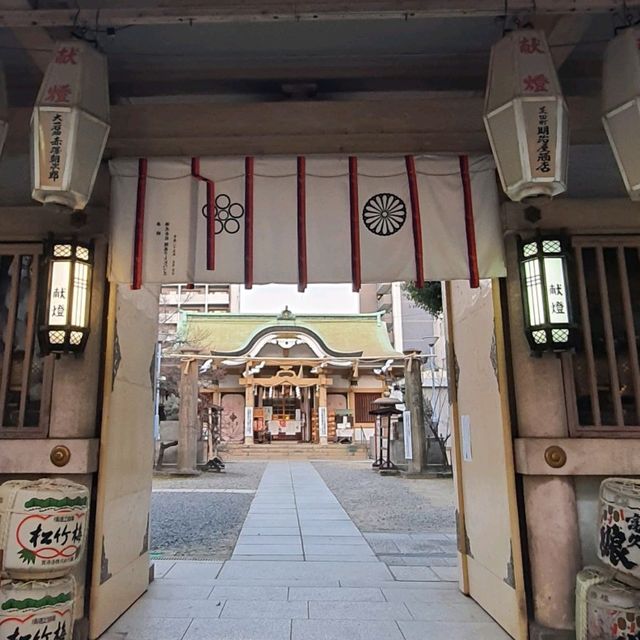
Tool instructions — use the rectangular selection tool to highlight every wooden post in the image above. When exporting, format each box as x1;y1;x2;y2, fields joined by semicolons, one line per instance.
177;358;199;474
404;355;426;475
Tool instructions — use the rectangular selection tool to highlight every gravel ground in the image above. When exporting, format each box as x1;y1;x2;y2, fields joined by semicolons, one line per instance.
152;460;267;491
150;460;455;561
313;460;456;533
150;461;266;559
150;492;252;560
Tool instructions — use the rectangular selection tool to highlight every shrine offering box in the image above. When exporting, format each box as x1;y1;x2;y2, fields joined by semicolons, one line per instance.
0;479;89;579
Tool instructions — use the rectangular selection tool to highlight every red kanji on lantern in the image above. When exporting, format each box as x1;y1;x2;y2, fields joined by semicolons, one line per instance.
523;74;550;93
519;36;544;54
45;84;72;103
55;46;79;65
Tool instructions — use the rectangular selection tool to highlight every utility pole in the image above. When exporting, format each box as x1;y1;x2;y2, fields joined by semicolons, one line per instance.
404;354;426;475
177;358;199;474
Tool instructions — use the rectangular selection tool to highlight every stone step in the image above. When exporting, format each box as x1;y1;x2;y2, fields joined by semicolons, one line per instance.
221;443;369;460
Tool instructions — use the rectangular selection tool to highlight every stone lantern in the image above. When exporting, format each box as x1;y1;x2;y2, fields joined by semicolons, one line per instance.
484;30;568;201
370;394;402;475
31;41;110;211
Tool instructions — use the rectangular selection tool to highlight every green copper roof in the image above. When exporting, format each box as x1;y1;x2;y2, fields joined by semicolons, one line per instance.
178;311;402;359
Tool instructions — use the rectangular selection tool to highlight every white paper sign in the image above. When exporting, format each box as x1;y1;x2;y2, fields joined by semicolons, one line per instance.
244;407;254;437
48;260;71;325
544;256;569;324
319;407;328;437
461;415;472;462
403;410;413;460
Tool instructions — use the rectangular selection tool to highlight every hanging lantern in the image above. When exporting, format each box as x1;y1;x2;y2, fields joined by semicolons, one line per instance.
484;30;568;201
0;63;8;158
518;234;577;353
39;237;93;355
31;41;110;211
603;27;640;200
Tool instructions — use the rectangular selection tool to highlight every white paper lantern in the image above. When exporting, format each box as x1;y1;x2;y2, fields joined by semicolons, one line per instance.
603;27;640;201
31;41;110;211
484;30;568;201
0;63;8;158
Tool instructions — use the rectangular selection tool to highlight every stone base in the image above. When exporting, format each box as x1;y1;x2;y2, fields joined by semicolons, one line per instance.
529;622;575;640
170;469;201;477
403;470;452;479
379;468;401;476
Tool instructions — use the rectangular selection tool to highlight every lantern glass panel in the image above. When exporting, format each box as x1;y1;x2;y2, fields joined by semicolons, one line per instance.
523;259;545;326
544;256;570;324
71;261;90;328
53;243;72;258
48;260;71;326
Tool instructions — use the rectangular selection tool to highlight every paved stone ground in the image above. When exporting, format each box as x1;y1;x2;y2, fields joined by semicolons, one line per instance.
101;462;509;640
150;461;266;560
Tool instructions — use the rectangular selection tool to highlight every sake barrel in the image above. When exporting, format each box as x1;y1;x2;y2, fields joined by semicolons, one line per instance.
0;479;89;579
598;478;640;579
576;566;612;640
587;576;640;639
0;576;74;640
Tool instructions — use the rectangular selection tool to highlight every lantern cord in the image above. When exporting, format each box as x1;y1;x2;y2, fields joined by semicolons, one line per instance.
501;0;510;36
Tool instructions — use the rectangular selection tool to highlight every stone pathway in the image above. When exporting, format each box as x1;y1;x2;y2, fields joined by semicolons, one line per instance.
100;462;510;639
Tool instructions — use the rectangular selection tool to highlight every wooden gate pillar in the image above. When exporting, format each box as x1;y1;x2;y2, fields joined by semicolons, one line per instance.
177;358;199;474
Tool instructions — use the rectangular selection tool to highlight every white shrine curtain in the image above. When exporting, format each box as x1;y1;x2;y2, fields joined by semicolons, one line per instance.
109;154;505;289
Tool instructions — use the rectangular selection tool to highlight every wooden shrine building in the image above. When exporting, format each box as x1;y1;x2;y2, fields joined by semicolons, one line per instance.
177;307;403;445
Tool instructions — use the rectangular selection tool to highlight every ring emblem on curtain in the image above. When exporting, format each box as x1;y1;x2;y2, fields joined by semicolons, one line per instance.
362;193;407;236
201;194;245;235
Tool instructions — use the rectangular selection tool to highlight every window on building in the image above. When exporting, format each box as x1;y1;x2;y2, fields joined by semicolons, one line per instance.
0;244;53;437
563;236;640;435
354;392;382;423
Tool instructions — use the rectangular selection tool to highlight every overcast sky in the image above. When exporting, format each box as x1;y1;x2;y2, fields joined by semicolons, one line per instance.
238;284;359;314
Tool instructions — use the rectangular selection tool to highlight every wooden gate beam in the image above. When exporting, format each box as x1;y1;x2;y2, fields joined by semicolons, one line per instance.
4;94;605;157
0;1;634;28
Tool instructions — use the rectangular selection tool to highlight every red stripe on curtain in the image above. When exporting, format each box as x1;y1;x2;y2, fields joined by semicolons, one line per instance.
459;155;480;289
132;158;148;290
348;156;362;292
244;156;255;289
190;157;216;271
297;156;308;292
405;155;425;288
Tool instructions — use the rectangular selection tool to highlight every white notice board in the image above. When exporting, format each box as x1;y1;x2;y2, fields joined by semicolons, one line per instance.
403;410;413;460
461;415;472;462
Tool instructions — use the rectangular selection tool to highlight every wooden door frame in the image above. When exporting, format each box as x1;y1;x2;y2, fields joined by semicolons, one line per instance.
444;279;528;639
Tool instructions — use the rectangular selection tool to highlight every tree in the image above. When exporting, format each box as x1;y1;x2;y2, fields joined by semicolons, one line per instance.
402;281;443;317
